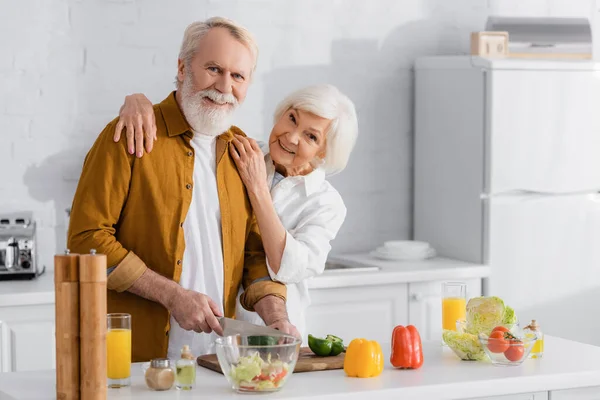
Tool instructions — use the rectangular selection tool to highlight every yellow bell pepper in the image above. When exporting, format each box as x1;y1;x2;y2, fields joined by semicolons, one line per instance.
343;338;384;378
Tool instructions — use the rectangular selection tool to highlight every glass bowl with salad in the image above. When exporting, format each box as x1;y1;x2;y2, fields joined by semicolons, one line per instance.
215;334;301;393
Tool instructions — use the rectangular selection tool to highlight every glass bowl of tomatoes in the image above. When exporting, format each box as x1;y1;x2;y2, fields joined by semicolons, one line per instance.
478;326;537;366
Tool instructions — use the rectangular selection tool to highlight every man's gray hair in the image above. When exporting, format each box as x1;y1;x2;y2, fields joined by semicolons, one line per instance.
176;17;258;85
273;84;359;176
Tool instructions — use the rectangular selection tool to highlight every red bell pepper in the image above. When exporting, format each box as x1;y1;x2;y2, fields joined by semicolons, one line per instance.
390;325;424;369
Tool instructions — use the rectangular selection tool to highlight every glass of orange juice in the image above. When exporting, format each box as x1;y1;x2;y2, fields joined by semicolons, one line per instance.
442;282;467;335
107;313;131;388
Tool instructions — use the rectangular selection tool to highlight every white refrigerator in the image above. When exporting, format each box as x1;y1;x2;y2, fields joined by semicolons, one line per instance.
414;56;600;345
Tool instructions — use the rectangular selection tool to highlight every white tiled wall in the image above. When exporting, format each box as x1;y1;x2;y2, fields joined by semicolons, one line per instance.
0;0;597;267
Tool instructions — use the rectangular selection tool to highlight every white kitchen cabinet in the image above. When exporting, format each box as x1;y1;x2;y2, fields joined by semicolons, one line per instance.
306;277;483;344
305;283;408;344
408;278;482;341
0;304;55;372
469;392;548;400
0;320;8;372
550;386;600;400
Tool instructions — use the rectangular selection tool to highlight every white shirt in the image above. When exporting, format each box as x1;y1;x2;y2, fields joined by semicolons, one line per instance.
167;133;224;359
235;154;347;340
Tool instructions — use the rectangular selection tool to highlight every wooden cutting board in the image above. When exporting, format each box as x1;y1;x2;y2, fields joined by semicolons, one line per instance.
197;347;345;374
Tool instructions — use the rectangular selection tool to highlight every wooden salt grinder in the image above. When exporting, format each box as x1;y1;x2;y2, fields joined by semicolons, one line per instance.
54;250;81;400
79;249;107;400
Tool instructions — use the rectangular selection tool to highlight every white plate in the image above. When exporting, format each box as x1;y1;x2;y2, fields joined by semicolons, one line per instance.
383;240;430;252
375;247;430;257
370;247;436;261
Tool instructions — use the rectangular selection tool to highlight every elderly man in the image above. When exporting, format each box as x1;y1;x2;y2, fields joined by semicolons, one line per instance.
68;17;299;362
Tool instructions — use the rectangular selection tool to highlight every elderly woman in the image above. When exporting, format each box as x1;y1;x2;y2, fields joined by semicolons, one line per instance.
114;84;358;339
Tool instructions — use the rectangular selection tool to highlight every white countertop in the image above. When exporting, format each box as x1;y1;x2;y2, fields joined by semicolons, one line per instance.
0;255;489;307
1;336;599;400
0;271;54;307
311;254;490;289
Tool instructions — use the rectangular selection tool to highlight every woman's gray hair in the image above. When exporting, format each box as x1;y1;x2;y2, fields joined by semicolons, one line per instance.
273;84;358;176
176;17;258;84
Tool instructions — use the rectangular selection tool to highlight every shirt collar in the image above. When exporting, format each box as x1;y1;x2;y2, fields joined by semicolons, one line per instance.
158;91;191;137
264;154;326;196
303;167;326;196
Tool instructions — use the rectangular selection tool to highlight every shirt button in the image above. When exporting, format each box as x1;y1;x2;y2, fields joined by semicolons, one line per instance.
177;260;182;265
187;151;193;156
180;222;184;228
186;184;192;189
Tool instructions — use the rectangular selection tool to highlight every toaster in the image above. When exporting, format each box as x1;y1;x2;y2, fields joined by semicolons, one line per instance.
0;212;44;280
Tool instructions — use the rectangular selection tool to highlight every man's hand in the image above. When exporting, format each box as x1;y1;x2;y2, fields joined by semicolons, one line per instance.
269;318;301;341
253;295;301;340
126;269;224;335
168;288;224;335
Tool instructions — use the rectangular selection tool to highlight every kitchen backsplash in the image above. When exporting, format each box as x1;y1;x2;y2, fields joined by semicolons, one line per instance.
0;0;598;267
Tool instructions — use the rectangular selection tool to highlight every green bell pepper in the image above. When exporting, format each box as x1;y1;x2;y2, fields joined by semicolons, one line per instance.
247;335;278;346
326;334;343;343
308;334;345;357
330;340;345;356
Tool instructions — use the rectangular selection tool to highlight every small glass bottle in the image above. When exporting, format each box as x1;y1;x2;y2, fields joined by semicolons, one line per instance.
525;319;544;359
144;358;175;391
176;345;196;390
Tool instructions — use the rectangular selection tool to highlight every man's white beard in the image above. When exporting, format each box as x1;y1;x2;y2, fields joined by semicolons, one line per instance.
179;74;239;136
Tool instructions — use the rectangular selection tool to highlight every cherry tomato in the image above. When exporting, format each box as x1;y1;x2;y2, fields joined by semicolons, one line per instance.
504;341;524;361
487;331;509;353
492;326;510;334
273;370;287;384
254;373;269;381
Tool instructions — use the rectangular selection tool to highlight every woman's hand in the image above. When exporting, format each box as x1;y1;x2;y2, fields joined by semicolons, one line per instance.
229;134;268;195
113;93;157;158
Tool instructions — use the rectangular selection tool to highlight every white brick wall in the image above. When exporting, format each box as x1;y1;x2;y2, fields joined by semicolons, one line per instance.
0;0;597;269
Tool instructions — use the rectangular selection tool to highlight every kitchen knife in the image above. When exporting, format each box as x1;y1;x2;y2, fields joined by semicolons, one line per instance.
217;317;283;337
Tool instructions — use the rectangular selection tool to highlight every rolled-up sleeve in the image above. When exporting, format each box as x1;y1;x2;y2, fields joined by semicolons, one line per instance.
67;119;148;292
239;213;287;311
267;194;347;284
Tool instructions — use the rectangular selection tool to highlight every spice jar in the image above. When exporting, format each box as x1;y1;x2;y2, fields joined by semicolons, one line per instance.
176;345;196;390
145;358;175;391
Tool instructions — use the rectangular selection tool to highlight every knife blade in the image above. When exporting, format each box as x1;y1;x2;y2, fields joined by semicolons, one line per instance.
217;317;283;337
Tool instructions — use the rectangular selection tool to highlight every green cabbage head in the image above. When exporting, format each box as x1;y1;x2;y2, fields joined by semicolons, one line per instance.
465;296;518;335
442;330;487;361
502;305;517;325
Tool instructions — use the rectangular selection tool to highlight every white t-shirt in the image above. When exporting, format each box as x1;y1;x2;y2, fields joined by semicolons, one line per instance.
167;132;224;359
235;154;347;342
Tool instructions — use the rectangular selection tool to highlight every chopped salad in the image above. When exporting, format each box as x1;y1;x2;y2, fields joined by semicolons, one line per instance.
229;351;290;391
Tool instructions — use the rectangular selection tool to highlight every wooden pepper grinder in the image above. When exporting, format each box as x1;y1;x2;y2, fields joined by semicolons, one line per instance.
79;249;107;400
54;250;81;400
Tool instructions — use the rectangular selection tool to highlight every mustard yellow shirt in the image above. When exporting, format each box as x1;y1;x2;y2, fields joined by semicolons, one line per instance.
68;92;286;362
